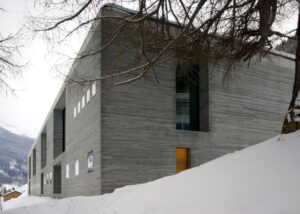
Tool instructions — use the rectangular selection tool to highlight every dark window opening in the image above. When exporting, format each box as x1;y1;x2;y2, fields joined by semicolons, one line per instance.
53;109;66;159
62;108;66;152
53;90;66;159
28;156;31;179
33;148;36;176
41;133;47;169
176;62;209;131
53;164;62;194
176;65;199;131
28;182;31;195
41;173;44;194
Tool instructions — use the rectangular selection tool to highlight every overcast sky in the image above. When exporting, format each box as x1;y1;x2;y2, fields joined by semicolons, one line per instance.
0;0;82;138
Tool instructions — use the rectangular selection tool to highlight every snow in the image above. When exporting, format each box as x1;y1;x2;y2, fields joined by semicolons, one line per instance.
2;131;300;214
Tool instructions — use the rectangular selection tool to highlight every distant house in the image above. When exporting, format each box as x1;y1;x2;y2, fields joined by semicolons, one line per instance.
3;190;21;202
27;3;295;199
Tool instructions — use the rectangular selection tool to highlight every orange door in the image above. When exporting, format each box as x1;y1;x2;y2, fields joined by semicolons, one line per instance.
176;148;189;173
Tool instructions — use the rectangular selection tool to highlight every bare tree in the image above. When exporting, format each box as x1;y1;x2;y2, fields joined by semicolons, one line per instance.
28;0;299;133
0;29;24;94
0;5;26;94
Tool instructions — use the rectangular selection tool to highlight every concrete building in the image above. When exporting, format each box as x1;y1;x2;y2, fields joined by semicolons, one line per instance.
27;4;295;198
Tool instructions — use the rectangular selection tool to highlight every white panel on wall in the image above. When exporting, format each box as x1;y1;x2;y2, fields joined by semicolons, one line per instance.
49;172;52;183
88;151;93;173
75;159;79;176
74;107;77;118
66;164;69;179
77;102;81;114
82;95;85;109
92;82;96;96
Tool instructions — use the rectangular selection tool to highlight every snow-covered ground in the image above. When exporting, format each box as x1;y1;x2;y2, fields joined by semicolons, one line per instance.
2;131;300;214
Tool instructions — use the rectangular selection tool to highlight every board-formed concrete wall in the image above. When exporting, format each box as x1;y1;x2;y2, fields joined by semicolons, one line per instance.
28;13;103;198
99;6;294;193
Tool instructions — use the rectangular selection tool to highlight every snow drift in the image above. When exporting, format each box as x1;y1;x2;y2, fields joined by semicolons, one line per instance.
3;131;300;214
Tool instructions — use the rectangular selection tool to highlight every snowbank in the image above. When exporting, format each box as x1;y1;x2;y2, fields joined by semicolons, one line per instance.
2;131;300;214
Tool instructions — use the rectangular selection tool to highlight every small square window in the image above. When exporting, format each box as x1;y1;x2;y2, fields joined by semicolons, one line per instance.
87;151;93;173
74;107;77;118
92;82;96;96
82;95;85;109
66;164;69;179
86;89;91;103
77;102;81;114
75;159;79;176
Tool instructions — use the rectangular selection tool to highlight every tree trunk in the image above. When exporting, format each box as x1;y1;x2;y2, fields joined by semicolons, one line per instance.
281;3;300;134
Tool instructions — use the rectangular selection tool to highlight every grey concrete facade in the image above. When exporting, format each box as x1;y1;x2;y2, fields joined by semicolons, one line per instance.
28;4;295;198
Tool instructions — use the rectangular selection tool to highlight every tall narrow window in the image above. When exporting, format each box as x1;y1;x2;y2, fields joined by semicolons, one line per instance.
74;107;77;118
92;82;96;96
75;159;79;176
53;109;65;159
41;173;44;194
87;151;93;173
53;165;61;194
41;133;47;169
176;64;199;131
33;148;36;176
28;156;31;179
66;164;69;179
49;172;52;183
82;95;85;109
86;89;91;103
77;102;81;114
62;108;66;152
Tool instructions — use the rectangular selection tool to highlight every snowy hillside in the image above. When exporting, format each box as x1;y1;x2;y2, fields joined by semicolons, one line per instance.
0;127;34;185
2;131;300;214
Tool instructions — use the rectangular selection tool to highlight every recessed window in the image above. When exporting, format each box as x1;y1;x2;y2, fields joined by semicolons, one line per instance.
41;133;47;169
44;176;46;185
75;159;79;176
33;148;36;175
176;63;209;132
82;95;85;109
77;102;81;114
92;82;96;96
86;89;90;103
176;65;199;131
74;107;77;118
28;156;31;179
46;174;49;184
87;151;93;173
66;164;69;179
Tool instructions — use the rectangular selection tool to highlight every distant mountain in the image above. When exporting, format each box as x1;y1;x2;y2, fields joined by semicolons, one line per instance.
0;127;34;186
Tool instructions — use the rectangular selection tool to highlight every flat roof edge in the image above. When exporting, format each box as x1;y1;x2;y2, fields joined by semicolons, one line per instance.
269;49;295;61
